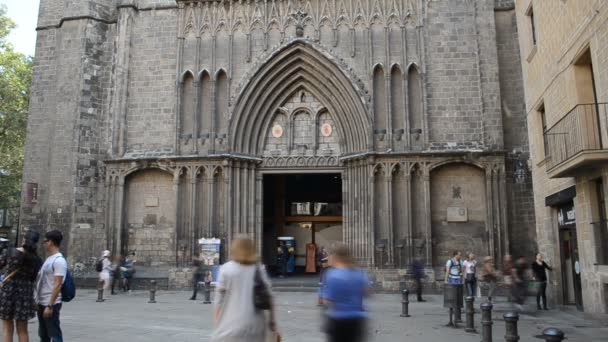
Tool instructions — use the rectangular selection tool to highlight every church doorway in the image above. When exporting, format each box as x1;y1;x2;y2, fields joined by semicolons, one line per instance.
262;173;343;275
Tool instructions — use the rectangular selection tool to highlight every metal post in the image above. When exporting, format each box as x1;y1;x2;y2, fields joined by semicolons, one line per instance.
481;301;493;342
540;328;565;342
400;289;410;317
203;281;212;304
148;280;157;303
503;312;519;342
454;283;463;323
96;288;104;302
465;296;476;333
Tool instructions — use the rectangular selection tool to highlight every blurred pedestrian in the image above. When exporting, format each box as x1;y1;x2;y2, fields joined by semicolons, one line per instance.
98;250;112;300
463;253;477;297
512;256;528;310
190;256;204;300
212;237;278;342
318;247;330;284
502;254;514;302
531;253;552;310
480;256;497;302
121;253;135;293
111;255;123;295
0;230;42;342
410;258;426;302
36;230;67;342
320;244;369;342
277;242;288;278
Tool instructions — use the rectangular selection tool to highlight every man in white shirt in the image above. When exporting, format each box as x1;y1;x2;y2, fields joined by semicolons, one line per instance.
36;230;67;342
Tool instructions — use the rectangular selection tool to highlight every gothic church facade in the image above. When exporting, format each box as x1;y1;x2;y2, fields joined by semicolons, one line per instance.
22;0;535;286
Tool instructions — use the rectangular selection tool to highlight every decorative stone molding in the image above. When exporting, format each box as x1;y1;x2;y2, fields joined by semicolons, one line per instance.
261;155;339;168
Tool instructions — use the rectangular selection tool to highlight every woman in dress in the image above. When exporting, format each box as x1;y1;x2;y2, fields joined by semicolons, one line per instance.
212;237;278;342
0;230;43;342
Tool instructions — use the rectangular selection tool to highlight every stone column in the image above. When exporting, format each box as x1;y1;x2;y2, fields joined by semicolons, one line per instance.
405;171;413;264
234;162;241;234
190;170;197;257
173;171;181;266
343;164;351;250
115;176;126;256
423;166;431;267
106;175;115;252
249;163;256;237
255;171;263;254
224;161;233;254
207;169;214;237
498;167;508;259
485;168;495;258
369;162;376;266
386;172;394;266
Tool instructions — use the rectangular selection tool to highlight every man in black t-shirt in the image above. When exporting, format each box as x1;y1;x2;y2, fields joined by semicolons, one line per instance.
531;253;552;310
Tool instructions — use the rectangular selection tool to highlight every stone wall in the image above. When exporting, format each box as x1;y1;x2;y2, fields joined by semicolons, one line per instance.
430;163;487;270
125;170;176;266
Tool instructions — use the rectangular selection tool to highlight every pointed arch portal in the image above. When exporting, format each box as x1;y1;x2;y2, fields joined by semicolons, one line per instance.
230;40;372;155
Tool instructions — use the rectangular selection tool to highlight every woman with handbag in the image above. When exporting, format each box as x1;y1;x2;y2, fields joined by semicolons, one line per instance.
212;237;279;342
0;230;43;342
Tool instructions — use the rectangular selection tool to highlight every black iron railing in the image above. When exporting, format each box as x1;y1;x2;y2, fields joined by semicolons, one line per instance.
545;103;608;171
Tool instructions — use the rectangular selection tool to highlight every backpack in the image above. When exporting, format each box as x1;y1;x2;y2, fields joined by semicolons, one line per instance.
95;259;103;272
448;259;462;277
61;270;76;302
53;256;76;302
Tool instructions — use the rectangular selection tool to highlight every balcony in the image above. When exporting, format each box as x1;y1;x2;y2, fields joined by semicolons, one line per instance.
545;103;608;178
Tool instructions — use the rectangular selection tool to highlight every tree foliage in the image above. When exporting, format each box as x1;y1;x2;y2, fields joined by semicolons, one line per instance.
0;5;33;208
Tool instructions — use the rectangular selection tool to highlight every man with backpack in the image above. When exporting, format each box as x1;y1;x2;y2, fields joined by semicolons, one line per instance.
35;230;68;342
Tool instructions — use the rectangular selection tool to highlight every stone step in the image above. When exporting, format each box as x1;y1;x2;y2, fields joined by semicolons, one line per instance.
271;286;319;293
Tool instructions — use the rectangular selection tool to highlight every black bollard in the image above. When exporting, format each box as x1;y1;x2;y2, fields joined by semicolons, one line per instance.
503;312;520;342
400;289;410;317
148;280;157;303
455;285;463;323
465;296;476;333
203;281;212;304
540;328;565;342
96;288;104;302
481;301;493;342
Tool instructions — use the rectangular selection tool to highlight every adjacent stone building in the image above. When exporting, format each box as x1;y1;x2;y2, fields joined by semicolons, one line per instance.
515;0;608;313
21;0;535;288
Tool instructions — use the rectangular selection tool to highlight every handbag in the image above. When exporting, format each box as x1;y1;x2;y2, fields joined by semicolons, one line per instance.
253;264;272;311
0;269;21;287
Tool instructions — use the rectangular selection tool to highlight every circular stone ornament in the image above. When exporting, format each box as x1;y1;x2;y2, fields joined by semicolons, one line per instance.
321;123;333;137
272;125;284;138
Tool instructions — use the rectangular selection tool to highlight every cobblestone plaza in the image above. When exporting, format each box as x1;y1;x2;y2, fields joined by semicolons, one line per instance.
2;291;606;342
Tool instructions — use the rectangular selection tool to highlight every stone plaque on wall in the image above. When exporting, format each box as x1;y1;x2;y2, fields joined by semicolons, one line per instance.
447;207;468;222
145;197;159;207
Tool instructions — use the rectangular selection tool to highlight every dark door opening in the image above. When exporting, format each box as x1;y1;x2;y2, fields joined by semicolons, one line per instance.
262;173;342;275
557;201;583;310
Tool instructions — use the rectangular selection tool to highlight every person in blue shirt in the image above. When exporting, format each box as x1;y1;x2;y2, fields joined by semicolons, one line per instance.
320;244;369;342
